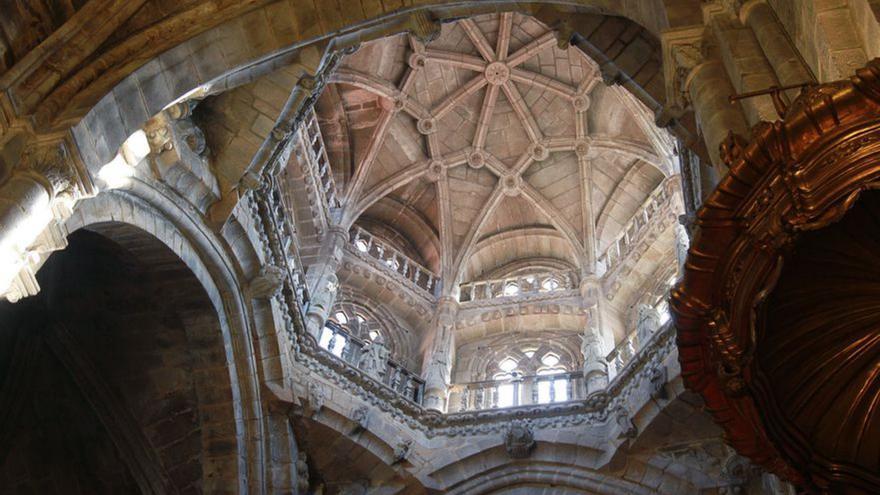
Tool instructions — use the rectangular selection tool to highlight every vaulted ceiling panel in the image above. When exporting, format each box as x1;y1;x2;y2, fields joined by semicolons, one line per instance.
447;166;497;253
313;11;676;292
522;152;584;239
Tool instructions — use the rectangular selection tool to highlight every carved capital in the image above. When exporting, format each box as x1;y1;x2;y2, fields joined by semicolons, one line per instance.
661;26;708;110
18;140;78;198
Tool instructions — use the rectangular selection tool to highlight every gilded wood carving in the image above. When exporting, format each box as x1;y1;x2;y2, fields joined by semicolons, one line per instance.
671;59;880;493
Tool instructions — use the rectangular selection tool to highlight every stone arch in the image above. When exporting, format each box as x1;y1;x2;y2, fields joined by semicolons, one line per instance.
0;222;240;493
62;184;299;493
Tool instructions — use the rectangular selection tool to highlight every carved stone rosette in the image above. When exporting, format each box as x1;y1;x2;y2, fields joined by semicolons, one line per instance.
671;59;880;493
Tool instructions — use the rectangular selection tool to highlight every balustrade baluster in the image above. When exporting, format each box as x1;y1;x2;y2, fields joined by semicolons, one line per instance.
403;378;415;401
393;367;403;390
327;330;337;349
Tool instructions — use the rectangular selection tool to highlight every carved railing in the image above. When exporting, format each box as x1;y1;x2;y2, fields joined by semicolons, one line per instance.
294;108;340;229
256;170;678;435
458;269;577;303
320;320;425;404
449;371;585;412
605;322;663;380
264;173;310;309
597;179;678;276
348;225;439;296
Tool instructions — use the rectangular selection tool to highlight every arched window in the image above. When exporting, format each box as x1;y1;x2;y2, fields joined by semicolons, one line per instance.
540;353;560;367
503;283;520;296
333;311;348;325
541;277;560;291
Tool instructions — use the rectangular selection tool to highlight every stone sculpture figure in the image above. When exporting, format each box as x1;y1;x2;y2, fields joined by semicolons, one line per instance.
351;405;370;435
392;439;412;464
636;303;662;345
295;452;310;493
504;420;535;458
580;328;608;394
308;381;325;418
358;333;390;379
616;406;638;439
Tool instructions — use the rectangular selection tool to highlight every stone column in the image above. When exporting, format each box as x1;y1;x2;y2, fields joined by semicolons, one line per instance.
740;0;815;100
422;297;457;412
688;60;750;171
0;141;79;301
663;26;750;173
703;1;780;125
304;225;347;338
579;276;608;395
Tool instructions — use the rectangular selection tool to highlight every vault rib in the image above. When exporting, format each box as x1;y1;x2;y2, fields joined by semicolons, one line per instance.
506;31;556;67
460;18;496;61
473;83;499;150
497;12;513;60
501;80;543;143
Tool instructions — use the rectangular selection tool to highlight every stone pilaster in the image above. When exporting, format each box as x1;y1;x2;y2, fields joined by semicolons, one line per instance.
304;226;347;338
422;296;458;412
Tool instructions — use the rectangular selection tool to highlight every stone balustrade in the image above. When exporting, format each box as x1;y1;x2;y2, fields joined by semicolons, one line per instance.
597;179;678;276
298;108;340;213
449;370;585;412
348;225;439;296
263;173;310;308
319;320;425;404
606;320;664;380
458;269;577;303
256;177;677;430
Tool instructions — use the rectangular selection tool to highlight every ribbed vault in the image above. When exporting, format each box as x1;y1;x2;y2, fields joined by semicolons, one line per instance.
318;12;672;289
